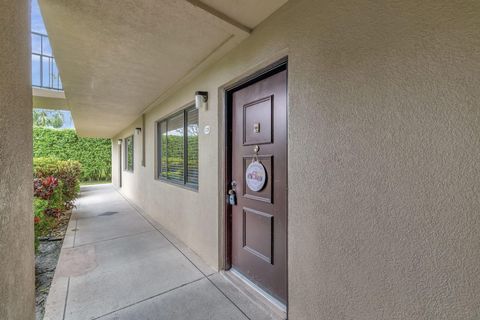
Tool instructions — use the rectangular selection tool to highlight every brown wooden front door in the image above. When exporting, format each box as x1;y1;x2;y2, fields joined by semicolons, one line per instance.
230;68;287;304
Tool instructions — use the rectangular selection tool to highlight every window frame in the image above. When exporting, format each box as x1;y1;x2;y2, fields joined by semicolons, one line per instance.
124;135;134;172
156;105;199;190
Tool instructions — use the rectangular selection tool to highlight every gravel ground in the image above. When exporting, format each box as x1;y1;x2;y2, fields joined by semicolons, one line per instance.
35;211;71;320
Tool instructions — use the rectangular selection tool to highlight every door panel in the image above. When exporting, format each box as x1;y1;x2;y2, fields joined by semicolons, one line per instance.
231;69;287;304
243;207;273;263
243;96;273;145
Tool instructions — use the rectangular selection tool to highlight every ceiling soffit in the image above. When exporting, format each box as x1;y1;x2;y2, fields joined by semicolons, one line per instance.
39;0;285;137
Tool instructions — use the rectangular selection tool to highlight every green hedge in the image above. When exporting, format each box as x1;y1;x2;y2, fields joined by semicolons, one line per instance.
33;127;111;181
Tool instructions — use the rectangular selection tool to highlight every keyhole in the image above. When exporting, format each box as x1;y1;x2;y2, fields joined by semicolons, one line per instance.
254;122;260;133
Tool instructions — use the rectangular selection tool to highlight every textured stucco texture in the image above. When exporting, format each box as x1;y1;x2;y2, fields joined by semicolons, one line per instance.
39;0;287;137
0;1;35;319
110;0;479;319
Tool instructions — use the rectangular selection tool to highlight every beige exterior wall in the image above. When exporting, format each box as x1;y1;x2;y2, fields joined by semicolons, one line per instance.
0;1;35;319
112;0;480;318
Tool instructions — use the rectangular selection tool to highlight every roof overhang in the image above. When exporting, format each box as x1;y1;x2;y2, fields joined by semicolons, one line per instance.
39;0;287;137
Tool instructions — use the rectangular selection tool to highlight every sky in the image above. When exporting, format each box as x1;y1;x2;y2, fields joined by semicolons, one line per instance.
31;0;47;34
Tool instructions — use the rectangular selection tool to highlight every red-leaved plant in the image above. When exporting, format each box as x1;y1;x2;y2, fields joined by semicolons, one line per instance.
33;176;64;218
33;176;59;200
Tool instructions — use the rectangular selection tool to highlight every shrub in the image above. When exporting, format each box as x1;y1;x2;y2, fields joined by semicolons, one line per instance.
46;180;64;218
33;175;64;217
52;160;81;207
33;158;81;252
34;157;81;209
33;176;58;200
33;127;111;181
33;193;59;252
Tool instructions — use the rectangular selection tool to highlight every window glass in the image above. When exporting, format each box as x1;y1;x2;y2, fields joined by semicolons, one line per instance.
42;56;50;88
159;121;167;178
42;36;53;56
186;108;199;185
125;135;134;172
52;61;61;90
32;55;41;87
32;33;42;54
157;106;198;188
166;113;184;182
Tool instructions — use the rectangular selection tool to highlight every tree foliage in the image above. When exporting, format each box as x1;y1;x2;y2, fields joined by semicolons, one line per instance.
33;127;111;181
33;109;64;128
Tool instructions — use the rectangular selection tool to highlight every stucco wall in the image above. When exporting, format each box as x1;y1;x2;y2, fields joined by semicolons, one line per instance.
0;1;35;319
112;0;480;319
112;118;146;210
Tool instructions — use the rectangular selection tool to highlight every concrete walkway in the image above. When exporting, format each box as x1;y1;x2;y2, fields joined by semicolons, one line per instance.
44;184;278;320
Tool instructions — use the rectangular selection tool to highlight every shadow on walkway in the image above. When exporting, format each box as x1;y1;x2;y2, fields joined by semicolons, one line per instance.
43;184;278;320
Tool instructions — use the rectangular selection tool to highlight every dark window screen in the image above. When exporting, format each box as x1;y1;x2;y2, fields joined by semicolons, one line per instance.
157;106;198;189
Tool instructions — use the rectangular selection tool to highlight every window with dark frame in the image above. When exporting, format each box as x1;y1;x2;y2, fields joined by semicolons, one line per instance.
157;106;198;189
124;135;134;172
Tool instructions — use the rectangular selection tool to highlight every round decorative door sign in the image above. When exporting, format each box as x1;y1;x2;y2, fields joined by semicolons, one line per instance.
245;161;267;192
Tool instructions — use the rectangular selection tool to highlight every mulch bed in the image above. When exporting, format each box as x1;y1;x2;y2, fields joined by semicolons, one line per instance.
35;210;72;320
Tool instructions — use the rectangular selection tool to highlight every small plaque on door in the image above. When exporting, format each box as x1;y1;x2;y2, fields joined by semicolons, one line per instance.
245;161;267;192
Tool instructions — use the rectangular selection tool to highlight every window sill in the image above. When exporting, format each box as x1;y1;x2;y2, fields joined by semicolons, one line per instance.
154;177;198;192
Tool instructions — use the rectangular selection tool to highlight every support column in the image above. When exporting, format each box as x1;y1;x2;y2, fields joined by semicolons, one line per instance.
0;0;35;319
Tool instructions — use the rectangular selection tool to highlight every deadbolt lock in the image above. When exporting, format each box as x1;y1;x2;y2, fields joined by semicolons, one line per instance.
254;122;260;133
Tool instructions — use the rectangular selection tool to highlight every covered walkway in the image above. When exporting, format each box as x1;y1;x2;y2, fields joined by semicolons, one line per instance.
44;184;278;320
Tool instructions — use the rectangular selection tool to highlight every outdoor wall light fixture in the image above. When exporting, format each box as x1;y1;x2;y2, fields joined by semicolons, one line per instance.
117;139;122;145
195;91;208;110
135;127;142;135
